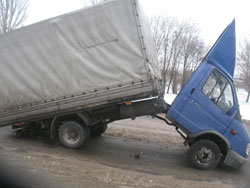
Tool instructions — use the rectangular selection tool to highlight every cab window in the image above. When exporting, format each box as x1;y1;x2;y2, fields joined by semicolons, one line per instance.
202;70;234;112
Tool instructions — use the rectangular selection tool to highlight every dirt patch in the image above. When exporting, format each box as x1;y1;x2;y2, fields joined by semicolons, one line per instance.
105;116;184;147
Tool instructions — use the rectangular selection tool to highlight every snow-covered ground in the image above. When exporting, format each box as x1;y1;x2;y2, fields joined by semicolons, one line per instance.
164;94;177;105
164;90;250;120
237;89;250;120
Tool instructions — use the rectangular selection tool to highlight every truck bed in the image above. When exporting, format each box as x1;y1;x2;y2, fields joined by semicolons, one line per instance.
0;0;162;126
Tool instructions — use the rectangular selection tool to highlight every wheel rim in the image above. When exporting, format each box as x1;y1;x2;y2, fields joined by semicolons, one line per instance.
62;126;81;145
195;146;214;165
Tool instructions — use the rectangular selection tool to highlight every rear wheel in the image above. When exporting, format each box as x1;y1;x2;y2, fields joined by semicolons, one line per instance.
90;123;107;137
58;121;89;149
188;139;221;170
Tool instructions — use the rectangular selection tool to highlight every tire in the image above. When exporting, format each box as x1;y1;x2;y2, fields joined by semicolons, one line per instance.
13;129;24;138
90;123;107;137
58;121;90;149
187;139;221;170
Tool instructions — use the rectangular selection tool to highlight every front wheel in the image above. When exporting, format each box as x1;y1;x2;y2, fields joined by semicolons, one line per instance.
58;121;89;149
188;139;221;170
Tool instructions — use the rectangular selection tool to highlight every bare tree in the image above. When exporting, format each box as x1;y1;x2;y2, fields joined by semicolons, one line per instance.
150;16;182;94
150;16;165;56
238;39;250;102
166;27;183;94
150;16;206;94
0;0;29;33
180;21;206;88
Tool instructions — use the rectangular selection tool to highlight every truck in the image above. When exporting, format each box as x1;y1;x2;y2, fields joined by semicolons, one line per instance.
0;0;249;170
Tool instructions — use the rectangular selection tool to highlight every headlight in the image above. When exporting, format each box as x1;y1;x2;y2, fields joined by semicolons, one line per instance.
247;143;250;157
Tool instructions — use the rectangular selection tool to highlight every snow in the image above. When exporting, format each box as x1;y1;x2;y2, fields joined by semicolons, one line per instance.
164;94;176;105
164;89;250;120
237;89;250;120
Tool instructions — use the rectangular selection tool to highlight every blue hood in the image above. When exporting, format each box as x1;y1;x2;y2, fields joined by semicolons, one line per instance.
206;20;236;78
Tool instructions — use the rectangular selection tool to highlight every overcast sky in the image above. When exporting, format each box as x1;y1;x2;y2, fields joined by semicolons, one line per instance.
25;0;250;46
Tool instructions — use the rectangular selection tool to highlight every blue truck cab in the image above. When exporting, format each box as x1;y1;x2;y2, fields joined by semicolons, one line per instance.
166;20;250;170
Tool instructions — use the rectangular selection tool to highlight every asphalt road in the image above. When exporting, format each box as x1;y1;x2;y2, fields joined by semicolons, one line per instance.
0;119;249;188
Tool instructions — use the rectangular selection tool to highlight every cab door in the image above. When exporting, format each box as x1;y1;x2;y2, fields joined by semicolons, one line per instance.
175;67;236;134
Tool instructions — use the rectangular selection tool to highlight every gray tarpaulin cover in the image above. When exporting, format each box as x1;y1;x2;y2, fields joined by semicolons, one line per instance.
0;0;160;115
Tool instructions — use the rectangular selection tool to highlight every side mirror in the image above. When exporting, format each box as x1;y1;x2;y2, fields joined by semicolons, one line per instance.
228;103;239;116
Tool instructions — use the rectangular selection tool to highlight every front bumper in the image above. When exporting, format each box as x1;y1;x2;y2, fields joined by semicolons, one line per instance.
224;150;247;168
